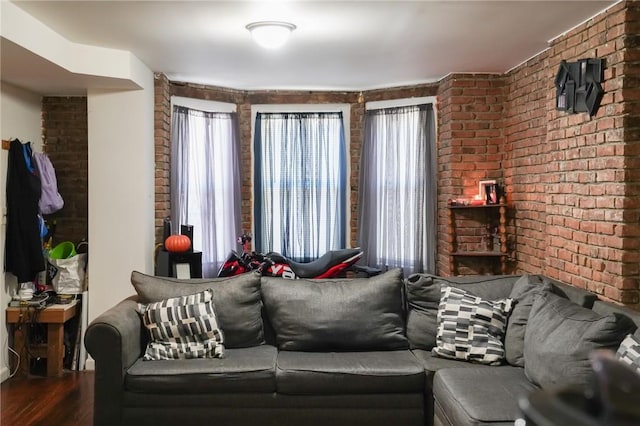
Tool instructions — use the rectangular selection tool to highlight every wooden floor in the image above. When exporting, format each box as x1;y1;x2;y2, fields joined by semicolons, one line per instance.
1;371;94;426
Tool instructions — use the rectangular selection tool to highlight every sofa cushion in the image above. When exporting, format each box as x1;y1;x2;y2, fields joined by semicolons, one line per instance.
504;275;546;367
405;274;519;350
261;269;407;351
138;289;224;360
126;345;277;393
433;367;537;426
276;350;424;394
592;300;640;331
524;290;637;388
541;276;598;308
616;334;640;375
411;349;496;389
131;271;264;348
432;285;513;365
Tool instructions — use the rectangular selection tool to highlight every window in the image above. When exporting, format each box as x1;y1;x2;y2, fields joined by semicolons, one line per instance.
171;102;241;277
358;101;437;275
253;110;347;261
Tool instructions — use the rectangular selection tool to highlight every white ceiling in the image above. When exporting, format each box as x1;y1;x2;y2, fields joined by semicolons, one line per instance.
5;0;618;94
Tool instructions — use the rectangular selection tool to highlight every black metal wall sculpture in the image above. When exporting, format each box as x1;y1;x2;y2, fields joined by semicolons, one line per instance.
555;58;604;117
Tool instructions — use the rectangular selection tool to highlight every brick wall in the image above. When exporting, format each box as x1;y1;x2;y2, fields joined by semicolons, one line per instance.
502;1;640;306
436;74;506;275
154;73;172;244
542;1;631;300
432;2;640;306
620;0;640;306
41;96;88;246
502;52;549;276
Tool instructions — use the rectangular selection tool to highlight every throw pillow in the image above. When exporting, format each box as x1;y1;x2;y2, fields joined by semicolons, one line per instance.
524;290;636;388
432;285;514;365
504;275;547;367
616;334;640;375
405;273;519;350
261;269;408;351
131;271;264;348
138;289;225;360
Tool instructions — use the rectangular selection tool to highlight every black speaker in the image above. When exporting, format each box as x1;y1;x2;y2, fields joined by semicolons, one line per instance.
156;250;202;278
181;225;193;252
162;217;171;249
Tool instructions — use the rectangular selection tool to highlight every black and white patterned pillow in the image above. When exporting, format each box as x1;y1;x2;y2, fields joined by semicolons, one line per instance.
138;289;225;360
616;334;640;374
432;285;514;365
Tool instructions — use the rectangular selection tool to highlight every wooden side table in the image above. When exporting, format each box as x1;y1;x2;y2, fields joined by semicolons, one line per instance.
6;301;78;377
447;198;509;275
156;250;203;278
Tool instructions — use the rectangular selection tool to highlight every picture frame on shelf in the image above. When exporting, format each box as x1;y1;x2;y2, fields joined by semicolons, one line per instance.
478;180;497;204
173;263;191;279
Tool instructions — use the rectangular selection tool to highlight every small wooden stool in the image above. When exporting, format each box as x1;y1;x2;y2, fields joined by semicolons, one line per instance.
6;301;78;377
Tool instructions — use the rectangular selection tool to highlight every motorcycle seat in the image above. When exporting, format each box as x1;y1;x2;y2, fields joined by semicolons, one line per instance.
268;248;362;278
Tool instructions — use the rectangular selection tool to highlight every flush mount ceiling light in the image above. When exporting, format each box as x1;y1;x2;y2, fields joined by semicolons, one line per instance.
246;21;296;49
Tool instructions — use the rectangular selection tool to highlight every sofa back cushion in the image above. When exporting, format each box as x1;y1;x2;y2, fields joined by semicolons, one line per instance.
592;300;640;330
131;271;264;348
524;290;637;388
504;274;599;368
540;276;598;308
261;269;407;351
405;274;519;350
504;275;546;367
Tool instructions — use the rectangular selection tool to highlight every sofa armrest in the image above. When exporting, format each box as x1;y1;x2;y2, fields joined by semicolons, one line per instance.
84;295;144;426
85;295;144;369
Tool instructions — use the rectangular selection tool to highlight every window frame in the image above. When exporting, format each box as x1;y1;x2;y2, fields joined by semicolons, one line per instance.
365;96;437;112
250;104;351;251
362;96;438;274
169;96;240;275
171;96;237;113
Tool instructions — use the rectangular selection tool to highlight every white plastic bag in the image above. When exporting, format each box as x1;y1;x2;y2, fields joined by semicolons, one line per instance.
49;253;87;294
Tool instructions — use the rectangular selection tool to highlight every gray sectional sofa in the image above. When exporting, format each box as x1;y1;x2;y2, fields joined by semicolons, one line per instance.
84;269;640;426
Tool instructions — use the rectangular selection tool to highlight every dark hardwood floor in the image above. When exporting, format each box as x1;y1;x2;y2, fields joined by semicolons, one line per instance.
1;371;93;426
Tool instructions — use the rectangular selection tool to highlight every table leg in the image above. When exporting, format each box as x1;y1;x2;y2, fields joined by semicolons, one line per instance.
47;323;64;377
13;325;29;376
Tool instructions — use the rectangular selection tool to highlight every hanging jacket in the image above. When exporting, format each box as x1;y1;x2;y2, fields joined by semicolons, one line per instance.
5;139;45;282
33;151;64;214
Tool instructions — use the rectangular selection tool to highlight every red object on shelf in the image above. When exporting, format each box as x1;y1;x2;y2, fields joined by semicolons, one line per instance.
164;234;191;253
470;199;485;206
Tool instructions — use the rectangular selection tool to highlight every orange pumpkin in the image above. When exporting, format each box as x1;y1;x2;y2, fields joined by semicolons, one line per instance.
165;234;191;253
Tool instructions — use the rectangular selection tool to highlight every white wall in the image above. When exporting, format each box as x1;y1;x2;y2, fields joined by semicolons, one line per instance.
1;1;146;90
0;82;43;382
86;83;155;327
1;1;155;375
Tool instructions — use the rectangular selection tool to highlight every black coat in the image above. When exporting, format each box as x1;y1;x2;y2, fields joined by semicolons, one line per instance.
5;139;45;282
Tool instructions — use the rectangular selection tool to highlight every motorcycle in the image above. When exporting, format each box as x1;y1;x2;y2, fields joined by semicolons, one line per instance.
217;233;378;279
261;248;364;279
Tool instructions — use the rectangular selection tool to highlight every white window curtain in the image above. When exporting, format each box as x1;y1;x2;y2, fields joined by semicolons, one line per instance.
171;105;241;277
254;112;346;261
358;104;436;276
